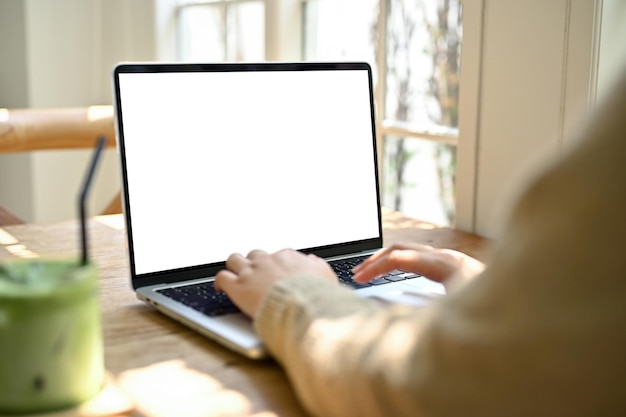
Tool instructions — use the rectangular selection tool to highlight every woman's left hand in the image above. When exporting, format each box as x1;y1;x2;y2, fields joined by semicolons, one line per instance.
215;249;338;317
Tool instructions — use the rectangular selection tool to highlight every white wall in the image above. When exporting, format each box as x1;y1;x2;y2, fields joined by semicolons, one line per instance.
26;0;116;223
0;1;34;221
0;0;157;223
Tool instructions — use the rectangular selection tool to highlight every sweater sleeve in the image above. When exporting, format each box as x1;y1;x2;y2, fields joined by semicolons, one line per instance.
255;276;439;417
253;72;626;417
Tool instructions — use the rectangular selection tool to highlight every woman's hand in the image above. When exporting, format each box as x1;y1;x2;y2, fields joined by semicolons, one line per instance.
352;243;485;286
215;243;484;317
215;249;338;317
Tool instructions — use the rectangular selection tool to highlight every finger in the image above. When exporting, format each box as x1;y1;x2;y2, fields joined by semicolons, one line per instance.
353;250;419;283
352;257;396;283
214;270;238;293
352;247;393;273
272;248;303;266
353;243;433;273
274;248;298;257
225;253;248;273
246;249;268;260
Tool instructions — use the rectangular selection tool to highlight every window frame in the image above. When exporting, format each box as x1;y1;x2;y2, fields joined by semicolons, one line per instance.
174;0;474;226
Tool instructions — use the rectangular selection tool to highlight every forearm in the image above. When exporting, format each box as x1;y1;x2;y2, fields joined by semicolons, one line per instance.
255;277;442;417
253;273;585;417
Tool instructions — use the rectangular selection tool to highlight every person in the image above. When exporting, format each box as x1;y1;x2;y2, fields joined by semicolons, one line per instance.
215;69;626;417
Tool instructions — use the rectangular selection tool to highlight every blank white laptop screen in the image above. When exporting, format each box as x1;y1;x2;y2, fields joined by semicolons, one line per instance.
118;67;380;275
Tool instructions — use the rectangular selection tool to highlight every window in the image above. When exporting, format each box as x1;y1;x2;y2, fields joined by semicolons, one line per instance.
176;0;265;61
175;0;462;226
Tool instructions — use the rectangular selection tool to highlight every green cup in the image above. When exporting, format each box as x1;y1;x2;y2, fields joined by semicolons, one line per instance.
0;259;104;414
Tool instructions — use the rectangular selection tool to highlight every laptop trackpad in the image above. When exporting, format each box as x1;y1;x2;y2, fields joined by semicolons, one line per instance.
367;289;439;308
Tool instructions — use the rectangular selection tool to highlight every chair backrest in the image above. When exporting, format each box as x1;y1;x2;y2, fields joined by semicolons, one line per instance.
0;106;121;225
0;106;116;153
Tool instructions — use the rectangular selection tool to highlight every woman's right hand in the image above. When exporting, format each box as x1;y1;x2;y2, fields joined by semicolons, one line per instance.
352;243;485;286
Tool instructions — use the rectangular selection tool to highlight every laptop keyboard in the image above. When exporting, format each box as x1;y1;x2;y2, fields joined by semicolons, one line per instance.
157;280;240;317
156;255;423;317
328;255;422;289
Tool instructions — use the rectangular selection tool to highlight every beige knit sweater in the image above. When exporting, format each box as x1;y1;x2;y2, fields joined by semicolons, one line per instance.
254;70;626;417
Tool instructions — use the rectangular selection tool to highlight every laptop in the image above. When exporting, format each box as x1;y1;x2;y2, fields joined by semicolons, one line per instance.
112;62;445;359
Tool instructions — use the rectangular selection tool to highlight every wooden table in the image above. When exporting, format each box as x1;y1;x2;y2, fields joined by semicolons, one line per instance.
0;210;490;417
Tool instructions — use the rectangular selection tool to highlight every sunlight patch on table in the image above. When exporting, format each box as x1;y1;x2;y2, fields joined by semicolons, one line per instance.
0;228;39;259
0;228;19;245
79;377;133;416
3;244;39;259
116;359;276;417
94;215;125;231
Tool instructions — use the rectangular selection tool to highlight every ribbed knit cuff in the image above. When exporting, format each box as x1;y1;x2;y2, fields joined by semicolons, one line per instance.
254;276;380;361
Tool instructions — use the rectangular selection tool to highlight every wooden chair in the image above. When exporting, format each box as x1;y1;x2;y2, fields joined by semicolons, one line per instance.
0;106;122;226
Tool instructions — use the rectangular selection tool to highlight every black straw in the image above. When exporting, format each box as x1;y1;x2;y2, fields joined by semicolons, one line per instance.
79;136;107;266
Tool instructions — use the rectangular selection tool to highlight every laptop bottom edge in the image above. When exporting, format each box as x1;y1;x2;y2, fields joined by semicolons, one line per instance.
137;291;267;360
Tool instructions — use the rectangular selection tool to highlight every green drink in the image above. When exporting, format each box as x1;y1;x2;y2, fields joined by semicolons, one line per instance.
0;259;104;414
